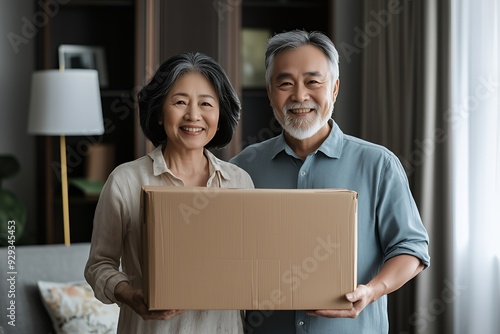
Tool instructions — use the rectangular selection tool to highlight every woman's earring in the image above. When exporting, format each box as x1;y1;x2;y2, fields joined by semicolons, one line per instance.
158;120;163;125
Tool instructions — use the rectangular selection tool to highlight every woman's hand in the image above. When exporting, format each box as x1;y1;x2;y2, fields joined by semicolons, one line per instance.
114;281;186;320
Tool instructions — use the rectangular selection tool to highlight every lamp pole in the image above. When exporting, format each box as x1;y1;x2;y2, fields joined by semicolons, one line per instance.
60;135;70;246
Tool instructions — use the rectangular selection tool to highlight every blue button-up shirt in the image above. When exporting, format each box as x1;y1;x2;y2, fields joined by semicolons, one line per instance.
230;120;430;334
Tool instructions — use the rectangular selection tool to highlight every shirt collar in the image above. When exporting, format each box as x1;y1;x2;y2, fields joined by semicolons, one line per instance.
148;145;169;176
318;119;344;158
147;145;231;181
205;149;231;181
270;118;344;160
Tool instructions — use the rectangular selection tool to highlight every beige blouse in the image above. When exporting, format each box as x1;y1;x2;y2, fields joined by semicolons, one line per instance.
85;146;254;334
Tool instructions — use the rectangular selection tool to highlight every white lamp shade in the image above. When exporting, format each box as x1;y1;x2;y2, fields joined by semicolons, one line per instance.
28;69;104;135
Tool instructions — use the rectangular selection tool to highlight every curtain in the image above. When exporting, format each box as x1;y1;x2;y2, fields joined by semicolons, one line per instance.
361;0;500;333
450;0;500;333
360;0;454;333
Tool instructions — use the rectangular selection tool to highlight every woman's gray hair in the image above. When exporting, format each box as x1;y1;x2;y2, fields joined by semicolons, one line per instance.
265;30;340;87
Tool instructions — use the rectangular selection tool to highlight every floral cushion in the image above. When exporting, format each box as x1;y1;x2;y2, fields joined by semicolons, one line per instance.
37;280;119;334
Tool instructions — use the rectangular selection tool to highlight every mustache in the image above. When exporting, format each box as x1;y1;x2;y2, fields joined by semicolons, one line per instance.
282;102;320;112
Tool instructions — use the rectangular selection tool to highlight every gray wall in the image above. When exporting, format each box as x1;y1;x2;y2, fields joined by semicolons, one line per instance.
0;0;37;243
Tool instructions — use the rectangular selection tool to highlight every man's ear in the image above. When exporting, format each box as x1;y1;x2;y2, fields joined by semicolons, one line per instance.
333;79;340;102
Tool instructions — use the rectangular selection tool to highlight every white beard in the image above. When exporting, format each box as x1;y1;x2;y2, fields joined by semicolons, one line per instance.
275;102;331;140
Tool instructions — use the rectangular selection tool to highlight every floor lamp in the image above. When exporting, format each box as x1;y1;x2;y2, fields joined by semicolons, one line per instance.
27;69;104;246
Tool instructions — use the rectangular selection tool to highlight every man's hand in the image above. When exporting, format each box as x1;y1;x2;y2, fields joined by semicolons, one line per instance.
307;255;425;319
306;284;374;318
115;281;186;320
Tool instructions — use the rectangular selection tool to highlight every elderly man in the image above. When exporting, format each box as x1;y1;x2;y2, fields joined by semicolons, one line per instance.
230;30;430;334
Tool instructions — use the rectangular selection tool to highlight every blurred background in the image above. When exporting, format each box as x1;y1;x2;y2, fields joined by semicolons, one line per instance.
0;0;498;333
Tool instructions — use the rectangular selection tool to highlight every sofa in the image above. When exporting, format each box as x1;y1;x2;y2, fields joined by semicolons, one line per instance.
0;242;118;333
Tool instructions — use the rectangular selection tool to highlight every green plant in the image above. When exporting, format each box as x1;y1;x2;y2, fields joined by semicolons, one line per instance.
0;155;26;246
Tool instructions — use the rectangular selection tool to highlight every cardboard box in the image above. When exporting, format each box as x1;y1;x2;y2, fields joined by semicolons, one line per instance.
141;186;357;310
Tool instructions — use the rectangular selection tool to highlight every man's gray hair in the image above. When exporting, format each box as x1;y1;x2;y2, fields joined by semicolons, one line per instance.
265;30;340;86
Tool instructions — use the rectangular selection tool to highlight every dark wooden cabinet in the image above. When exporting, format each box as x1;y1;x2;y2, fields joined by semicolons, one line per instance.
35;0;136;244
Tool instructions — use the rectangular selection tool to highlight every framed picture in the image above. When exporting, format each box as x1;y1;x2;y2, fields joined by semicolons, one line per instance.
58;44;109;88
241;28;271;88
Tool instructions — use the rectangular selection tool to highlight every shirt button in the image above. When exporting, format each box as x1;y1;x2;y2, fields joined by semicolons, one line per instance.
300;171;306;176
298;320;305;326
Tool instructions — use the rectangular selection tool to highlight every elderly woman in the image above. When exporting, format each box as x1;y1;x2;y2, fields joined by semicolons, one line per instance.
85;52;254;334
